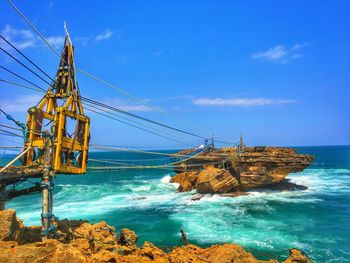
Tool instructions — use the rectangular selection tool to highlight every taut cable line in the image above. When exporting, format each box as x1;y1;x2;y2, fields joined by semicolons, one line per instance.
0;65;45;91
0;75;198;146
0;35;56;84
0;47;52;87
84;106;194;147
81;97;205;140
83;100;196;147
0;79;45;93
0;36;208;143
6;0;239;143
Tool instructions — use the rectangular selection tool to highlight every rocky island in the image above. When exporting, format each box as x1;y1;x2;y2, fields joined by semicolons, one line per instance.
0;209;312;262
171;146;314;195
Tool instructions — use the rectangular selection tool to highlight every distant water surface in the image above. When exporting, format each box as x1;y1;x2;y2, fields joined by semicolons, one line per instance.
4;145;350;262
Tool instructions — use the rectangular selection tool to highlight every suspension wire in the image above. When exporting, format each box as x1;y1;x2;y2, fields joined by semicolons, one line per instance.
89;156;173;162
0;17;236;145
0;36;207;142
0;35;56;83
0;146;22;149
0;124;22;131
0;47;52;87
0;79;44;93
76;68;199;130
88;147;208;170
0;77;199;146
0;129;22;138
5;0;213;133
85;105;194;147
90;144;237;160
83;100;197;147
90;144;197;158
88;158;219;168
82;97;205;140
1;76;235;151
0;65;45;91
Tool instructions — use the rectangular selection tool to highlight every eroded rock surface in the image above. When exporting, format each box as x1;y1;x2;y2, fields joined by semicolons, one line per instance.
0;209;312;263
171;147;313;194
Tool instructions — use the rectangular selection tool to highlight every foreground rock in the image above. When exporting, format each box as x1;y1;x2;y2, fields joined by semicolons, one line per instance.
171;146;313;194
0;209;312;262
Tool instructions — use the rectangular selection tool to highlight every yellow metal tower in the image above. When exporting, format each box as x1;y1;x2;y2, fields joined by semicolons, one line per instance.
23;33;90;174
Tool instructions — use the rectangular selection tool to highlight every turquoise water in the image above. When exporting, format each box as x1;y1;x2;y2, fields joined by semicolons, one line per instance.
4;146;350;262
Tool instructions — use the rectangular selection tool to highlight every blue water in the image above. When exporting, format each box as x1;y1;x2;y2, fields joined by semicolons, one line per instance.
3;146;350;262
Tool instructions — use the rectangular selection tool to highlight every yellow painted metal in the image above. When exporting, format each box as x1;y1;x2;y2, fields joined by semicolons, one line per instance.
23;35;90;174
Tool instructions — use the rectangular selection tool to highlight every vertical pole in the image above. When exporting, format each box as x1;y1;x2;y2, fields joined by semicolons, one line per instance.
0;184;5;211
41;134;53;241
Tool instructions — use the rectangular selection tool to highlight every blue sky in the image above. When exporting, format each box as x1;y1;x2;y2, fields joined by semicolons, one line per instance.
0;0;349;148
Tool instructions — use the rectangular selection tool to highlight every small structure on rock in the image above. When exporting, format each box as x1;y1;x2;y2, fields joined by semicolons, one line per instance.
171;146;313;194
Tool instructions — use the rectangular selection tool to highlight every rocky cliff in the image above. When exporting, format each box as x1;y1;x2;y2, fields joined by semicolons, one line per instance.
0;209;312;263
171;146;313;194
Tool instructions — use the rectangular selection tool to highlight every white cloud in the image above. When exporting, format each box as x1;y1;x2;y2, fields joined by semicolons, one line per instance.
153;50;163;56
46;36;65;49
252;45;287;61
0;94;43;113
0;25;37;50
251;43;308;63
193;97;296;107
1;25;119;51
118;105;153;112
94;98;156;112
74;37;89;47
0;25;65;50
95;29;113;41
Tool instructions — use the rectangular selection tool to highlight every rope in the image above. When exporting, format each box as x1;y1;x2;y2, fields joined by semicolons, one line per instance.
0;35;56;84
0;129;22;138
90;144;191;157
84;106;195;147
0;124;23;132
0;79;44;93
0;18;238;147
0;47;52;87
83;100;196;147
90;144;237;161
82;97;206;140
76;68;200;130
0;76;199;146
0;65;45;91
4;0;217;139
0;108;32;140
0;146;22;149
88;147;209;170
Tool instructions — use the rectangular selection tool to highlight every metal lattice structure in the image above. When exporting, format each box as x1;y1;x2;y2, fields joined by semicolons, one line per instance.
23;34;90;174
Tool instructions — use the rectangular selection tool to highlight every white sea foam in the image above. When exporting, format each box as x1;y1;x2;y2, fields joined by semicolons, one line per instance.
160;175;172;183
8;157;350;263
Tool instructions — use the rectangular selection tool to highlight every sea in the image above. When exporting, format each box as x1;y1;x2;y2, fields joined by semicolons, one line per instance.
2;145;350;262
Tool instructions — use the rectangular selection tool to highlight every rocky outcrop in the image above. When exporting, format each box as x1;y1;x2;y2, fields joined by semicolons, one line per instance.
196;165;240;193
171;146;313;194
0;209;41;245
0;209;22;242
284;248;311;263
0;209;312;263
171;165;240;194
119;228;138;248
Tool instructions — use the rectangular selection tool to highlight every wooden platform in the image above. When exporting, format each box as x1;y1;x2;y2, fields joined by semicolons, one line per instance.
0;165;44;209
0;165;44;185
